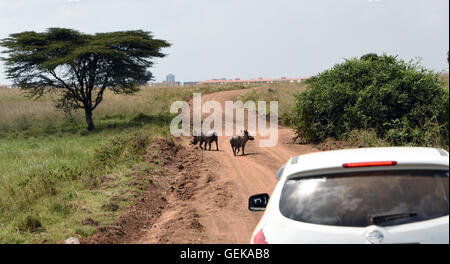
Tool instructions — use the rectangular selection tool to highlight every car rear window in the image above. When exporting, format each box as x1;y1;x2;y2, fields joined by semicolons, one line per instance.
279;170;449;227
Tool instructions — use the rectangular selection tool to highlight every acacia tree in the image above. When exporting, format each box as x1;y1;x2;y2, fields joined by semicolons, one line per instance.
1;28;170;130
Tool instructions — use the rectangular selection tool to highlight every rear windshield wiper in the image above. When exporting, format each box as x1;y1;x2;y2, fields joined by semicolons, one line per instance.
370;212;418;225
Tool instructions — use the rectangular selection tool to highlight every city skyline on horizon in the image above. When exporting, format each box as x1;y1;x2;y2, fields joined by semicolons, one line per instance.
149;73;312;84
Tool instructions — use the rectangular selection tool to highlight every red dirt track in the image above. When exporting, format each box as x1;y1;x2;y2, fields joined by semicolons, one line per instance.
132;88;318;244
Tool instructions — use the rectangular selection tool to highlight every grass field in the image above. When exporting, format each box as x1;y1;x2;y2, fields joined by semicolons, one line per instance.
0;83;250;243
0;84;250;138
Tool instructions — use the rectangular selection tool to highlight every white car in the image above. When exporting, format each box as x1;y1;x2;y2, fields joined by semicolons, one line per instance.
249;147;449;244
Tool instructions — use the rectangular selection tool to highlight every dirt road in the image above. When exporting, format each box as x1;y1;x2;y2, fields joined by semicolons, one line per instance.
133;88;318;244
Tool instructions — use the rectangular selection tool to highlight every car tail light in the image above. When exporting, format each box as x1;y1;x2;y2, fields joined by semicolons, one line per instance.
343;161;397;168
253;229;268;244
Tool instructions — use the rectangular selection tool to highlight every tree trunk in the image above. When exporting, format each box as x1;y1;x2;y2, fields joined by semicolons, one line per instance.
84;108;95;131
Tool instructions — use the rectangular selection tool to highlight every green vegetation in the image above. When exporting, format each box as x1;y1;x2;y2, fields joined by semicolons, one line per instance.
0;127;158;243
0;83;248;243
294;54;449;149
1;28;170;130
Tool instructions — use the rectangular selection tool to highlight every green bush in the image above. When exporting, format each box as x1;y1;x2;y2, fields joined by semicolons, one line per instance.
17;215;44;233
93;132;149;167
294;54;449;149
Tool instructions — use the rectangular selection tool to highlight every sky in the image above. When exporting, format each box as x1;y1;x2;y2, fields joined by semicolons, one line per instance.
0;0;448;84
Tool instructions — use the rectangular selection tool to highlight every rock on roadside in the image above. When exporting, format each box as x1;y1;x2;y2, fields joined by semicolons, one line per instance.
65;237;80;244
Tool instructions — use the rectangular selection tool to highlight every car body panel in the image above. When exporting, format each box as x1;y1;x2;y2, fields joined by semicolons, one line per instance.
250;147;449;244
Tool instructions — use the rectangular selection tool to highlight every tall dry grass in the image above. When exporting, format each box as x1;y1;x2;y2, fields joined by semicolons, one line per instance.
235;82;308;126
0;84;249;136
0;86;173;131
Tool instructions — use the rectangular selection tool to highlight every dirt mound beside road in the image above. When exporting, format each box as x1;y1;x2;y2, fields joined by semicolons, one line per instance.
82;138;188;244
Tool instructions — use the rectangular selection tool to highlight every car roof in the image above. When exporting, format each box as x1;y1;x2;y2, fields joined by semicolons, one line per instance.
284;147;449;177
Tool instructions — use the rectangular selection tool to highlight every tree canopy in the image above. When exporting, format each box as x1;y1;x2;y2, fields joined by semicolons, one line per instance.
1;28;170;130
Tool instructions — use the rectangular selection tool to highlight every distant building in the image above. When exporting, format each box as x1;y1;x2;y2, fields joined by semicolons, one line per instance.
146;75;311;87
146;73;180;87
166;73;175;83
183;81;199;86
147;81;181;87
198;76;310;85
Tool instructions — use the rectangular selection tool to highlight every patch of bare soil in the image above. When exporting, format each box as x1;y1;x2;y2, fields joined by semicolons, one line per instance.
132;143;234;244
